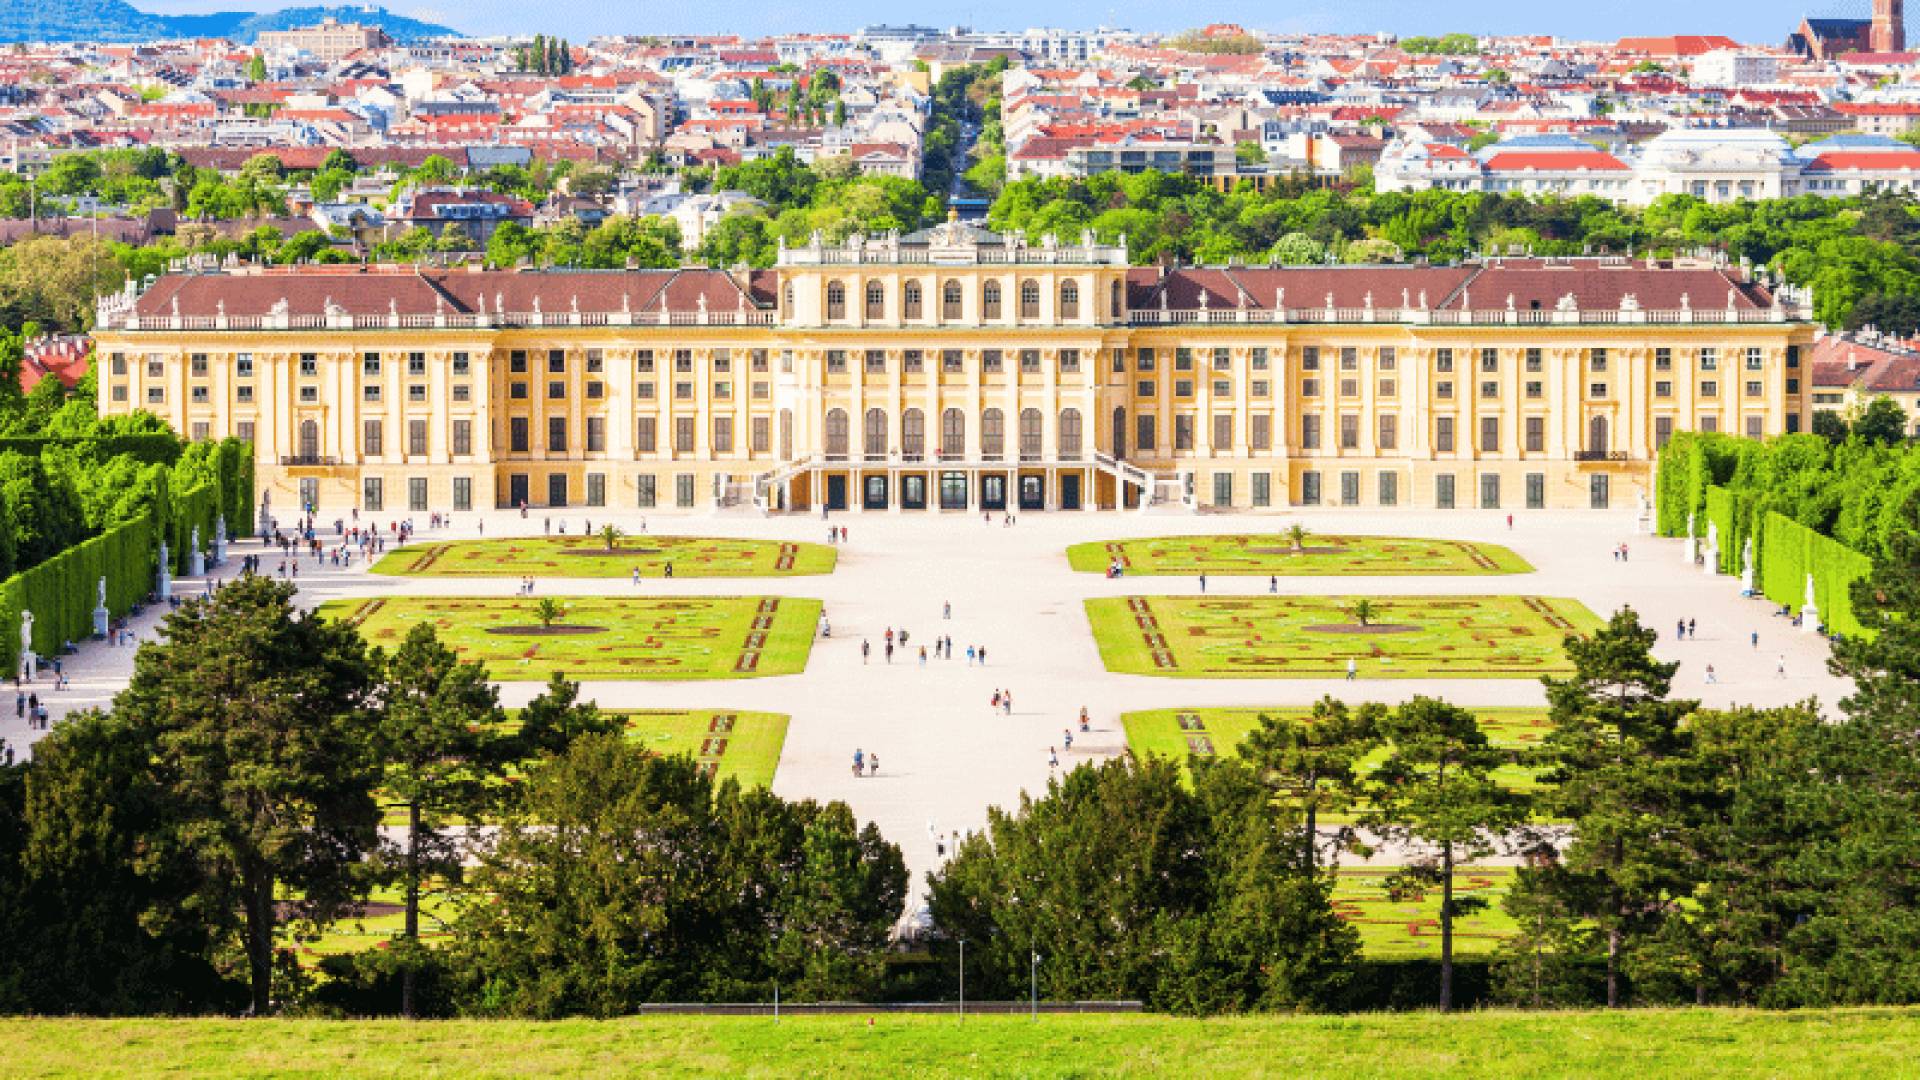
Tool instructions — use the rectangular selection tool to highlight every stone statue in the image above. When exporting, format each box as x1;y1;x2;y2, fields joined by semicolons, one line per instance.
97;577;107;609
1703;521;1720;575
1740;537;1756;595
214;515;228;565
18;609;34;682
1801;573;1820;634
94;576;110;638
1684;511;1700;566
188;526;205;578
157;540;173;602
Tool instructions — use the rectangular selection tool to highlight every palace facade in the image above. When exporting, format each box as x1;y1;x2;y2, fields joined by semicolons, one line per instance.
93;218;1816;515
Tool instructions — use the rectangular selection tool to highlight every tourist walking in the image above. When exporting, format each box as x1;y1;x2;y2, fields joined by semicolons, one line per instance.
1346;657;1358;681
1198;572;1207;594
862;639;871;664
943;601;951;620
1777;654;1788;678
1706;664;1717;684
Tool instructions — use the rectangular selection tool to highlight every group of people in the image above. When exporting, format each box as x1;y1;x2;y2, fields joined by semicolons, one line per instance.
14;689;50;731
851;747;879;777
827;526;850;543
860;628;966;666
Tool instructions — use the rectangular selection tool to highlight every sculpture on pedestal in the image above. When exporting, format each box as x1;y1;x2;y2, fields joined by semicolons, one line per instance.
1801;573;1820;634
157;540;173;602
214;515;228;565
19;609;35;682
1739;537;1756;595
93;576;110;637
188;526;204;577
1703;521;1720;575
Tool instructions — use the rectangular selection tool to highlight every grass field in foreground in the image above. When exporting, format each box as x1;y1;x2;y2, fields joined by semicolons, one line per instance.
1087;595;1601;678
1069;534;1532;576
321;596;819;681
6;1011;1918;1078
373;535;836;577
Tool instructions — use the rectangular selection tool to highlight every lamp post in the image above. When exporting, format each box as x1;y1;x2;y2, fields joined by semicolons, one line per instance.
1030;950;1039;1020
958;939;965;1023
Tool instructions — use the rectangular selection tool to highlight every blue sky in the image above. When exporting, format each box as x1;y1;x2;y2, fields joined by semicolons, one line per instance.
136;0;1838;43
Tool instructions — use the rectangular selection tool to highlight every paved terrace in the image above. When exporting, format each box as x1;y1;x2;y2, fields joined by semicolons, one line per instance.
2;508;1852;903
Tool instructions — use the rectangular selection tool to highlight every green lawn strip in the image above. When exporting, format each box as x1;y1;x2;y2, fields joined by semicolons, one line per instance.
279;885;461;967
372;536;837;578
1086;594;1602;679
375;710;789;827
319;596;820;681
7;1011;1919;1077
1121;706;1549;809
1068;534;1532;576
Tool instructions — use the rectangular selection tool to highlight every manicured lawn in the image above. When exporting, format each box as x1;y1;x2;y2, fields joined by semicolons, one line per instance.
375;709;790;827
320;596;820;681
373;535;837;578
1086;595;1601;678
1122;707;1550;798
1335;865;1518;960
281;885;460;966
1068;534;1532;576
7;1010;1920;1077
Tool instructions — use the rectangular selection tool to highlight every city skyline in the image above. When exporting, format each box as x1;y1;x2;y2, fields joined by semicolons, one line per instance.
127;0;1855;43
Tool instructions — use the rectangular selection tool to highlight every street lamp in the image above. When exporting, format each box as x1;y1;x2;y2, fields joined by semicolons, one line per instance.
1030;950;1040;1020
958;939;966;1022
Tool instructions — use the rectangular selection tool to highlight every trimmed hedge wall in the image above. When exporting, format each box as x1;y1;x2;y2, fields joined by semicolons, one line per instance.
1756;512;1875;638
0;513;155;675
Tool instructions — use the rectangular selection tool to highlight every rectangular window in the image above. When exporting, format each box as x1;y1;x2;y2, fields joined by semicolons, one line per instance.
1301;378;1320;398
1480;417;1500;453
408;419;427;457
675;417;695;453
1212;472;1232;507
408;477;428;512
866;350;887;374
363;385;381;402
363;477;383;512
635;350;655;373
751;417;770;453
1252;380;1270;397
1175;380;1193;398
453;386;470;402
1701;415;1719;433
637;475;657;508
675;474;695;508
1590;383;1608;399
408;385;428;403
711;350;729;373
237;421;253;442
1701;380;1719;398
1480;380;1499;400
112;386;128;402
1250;414;1271;451
1699;348;1718;371
1060;349;1080;374
1175;348;1194;371
408;353;427;377
636;417;657;453
548;350;566;373
1379;347;1397;371
453;420;472;456
1340;378;1359;398
236;385;254;404
1252;347;1270;370
827;350;848;374
1480;473;1501;509
191;386;209;403
1340;414;1359;450
509;382;528;400
297;387;315;403
752;349;768;372
190;422;209;441
1525;416;1545;452
1525;381;1543;399
943;350;964;373
1252;471;1271;508
1436;474;1456;509
1379;378;1397;397
238;353;256;377
1301;471;1321;505
1378;414;1397;450
1021;350;1041;373
903;349;924;373
1745;380;1763;398
1138;348;1157;371
1746;415;1765;438
363;352;381;377
1113;349;1127;374
1480;348;1499;373
1655;416;1674;449
1213;379;1231;397
1174;415;1194;451
586;473;606;507
1135;414;1157;451
1655;381;1672;399
1745;347;1764;371
636;382;655;400
509;418;529;453
1213;348;1231;371
675;382;693;401
1655;347;1672;372
982;350;1004;374
1437;381;1453;400
548;380;565;400
1525;348;1542;373
452;476;472;511
586;381;604;400
1301;414;1322;450
299;353;318;377
1435;348;1453;373
548;417;568;453
363;420;384;456
713;417;734;453
1137;380;1156;397
510;351;527;374
112;353;128;376
1300;347;1319;371
1379;471;1399;507
1436;417;1455;453
1526;473;1545;510
1213;414;1233;448
713;382;731;400
587;417;606;453
1786;345;1800;369
452;352;470;376
1589;348;1607;373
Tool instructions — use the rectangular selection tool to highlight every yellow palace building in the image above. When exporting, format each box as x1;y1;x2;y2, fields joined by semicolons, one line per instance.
93;217;1815;516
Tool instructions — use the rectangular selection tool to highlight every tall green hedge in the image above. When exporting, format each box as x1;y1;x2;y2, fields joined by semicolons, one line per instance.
0;513;154;675
1704;486;1737;575
1756;512;1874;639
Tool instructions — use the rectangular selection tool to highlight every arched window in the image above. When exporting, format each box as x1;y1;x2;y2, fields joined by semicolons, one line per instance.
864;407;888;459
1060;408;1083;459
865;281;886;320
942;279;963;319
826;281;846;320
825;408;849;458
779;409;794;459
903;408;926;458
1112;406;1127;458
1109;279;1123;319
1059;280;1079;319
1589;415;1609;455
903;280;923;319
982;408;1005;459
941;407;966;457
299;419;319;460
1019;279;1040;319
1019;408;1043;460
982;280;1003;320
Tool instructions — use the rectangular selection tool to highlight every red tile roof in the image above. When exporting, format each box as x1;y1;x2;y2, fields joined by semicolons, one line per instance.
1483;150;1629;172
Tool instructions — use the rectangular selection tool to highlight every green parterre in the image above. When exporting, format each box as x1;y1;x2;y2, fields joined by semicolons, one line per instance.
320;596;820;680
1068;534;1532;576
373;535;837;578
1086;595;1601;678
